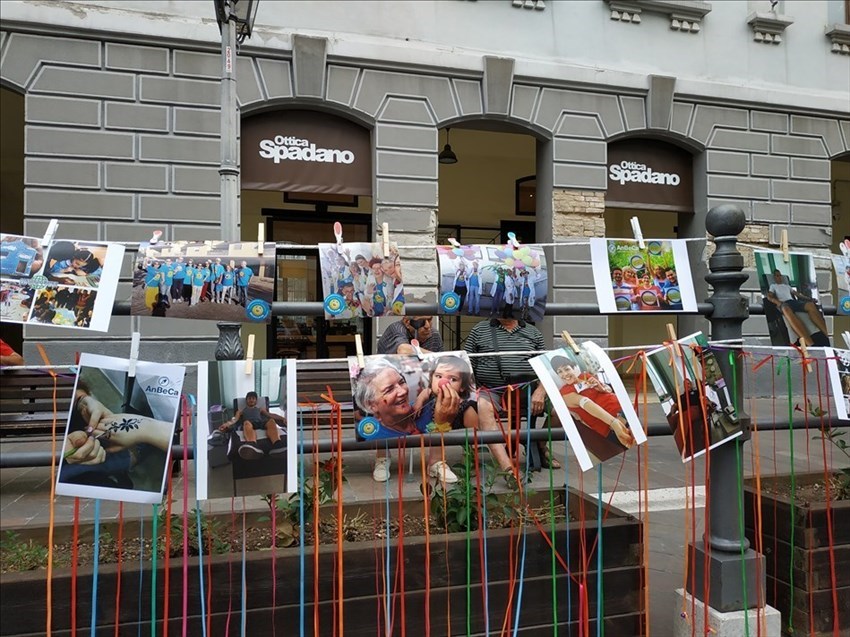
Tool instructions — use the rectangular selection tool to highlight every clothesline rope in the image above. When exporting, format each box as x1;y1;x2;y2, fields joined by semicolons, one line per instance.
3;337;840;373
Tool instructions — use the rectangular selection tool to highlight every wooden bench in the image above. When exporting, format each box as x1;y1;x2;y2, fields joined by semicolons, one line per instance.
0;368;77;437
292;359;356;436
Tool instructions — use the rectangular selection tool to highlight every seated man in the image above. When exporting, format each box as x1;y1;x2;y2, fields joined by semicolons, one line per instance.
766;269;828;347
218;391;286;460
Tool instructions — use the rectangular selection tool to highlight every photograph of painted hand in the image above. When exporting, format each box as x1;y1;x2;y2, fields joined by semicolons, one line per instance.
56;354;185;504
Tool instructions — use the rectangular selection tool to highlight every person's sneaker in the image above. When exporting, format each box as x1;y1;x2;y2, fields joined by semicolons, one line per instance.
372;457;391;482
238;443;264;460
428;460;459;484
268;440;286;455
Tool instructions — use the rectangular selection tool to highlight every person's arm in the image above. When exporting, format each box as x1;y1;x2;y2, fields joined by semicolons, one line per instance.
260;407;286;424
0;350;24;367
91;414;174;453
219;409;242;431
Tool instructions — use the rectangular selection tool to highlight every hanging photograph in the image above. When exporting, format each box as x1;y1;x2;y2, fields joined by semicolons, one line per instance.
55;353;185;504
349;351;479;440
529;341;645;472
196;359;296;500
318;241;405;319
131;240;276;323
436;242;548;323
0;233;124;331
825;348;850;421
754;250;830;347
589;238;697;314
645;332;743;462
832;243;850;315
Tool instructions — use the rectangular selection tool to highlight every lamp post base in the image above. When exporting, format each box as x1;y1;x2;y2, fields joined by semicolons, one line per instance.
687;544;765;612
674;589;780;637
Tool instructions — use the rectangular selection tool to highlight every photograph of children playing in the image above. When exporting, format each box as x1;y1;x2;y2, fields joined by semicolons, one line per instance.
196;359;295;499
56;353;185;504
529;341;645;472
131;241;275;323
0;235;123;331
590;238;697;314
319;241;405;319
645;332;743;462
754;250;829;347
436;242;548;323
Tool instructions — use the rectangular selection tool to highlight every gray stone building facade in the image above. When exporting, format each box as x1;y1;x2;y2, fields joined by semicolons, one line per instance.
1;0;848;363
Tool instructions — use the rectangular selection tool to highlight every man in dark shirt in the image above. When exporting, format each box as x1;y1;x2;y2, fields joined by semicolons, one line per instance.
219;391;286;460
464;317;556;473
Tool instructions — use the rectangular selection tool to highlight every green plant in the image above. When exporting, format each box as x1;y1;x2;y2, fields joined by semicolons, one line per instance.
156;505;232;556
0;531;49;572
430;445;529;534
800;400;850;500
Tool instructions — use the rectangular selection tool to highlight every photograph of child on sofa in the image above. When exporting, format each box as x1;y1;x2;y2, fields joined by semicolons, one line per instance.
645;332;743;462
754;250;830;348
197;359;296;499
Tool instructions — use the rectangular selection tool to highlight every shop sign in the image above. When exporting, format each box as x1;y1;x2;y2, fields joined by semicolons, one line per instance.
242;110;371;196
606;139;693;211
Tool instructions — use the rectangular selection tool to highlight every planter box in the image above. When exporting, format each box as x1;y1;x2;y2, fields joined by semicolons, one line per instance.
744;472;850;637
0;489;644;636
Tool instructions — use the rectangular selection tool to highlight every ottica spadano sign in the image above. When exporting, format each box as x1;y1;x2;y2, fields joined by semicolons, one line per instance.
241;109;371;196
606;139;693;212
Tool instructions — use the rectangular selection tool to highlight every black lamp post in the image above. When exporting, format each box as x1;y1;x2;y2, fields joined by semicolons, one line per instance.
213;0;259;242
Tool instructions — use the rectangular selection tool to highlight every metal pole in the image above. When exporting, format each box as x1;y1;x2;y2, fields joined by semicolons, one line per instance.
690;203;764;612
219;3;240;242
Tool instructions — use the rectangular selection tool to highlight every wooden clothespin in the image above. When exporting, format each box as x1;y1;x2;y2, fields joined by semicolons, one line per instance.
410;338;424;359
334;221;344;253
127;331;141;379
354;333;365;368
381;222;390;258
842;331;850;350
447;238;462;249
666;323;678;342
244;334;255;375
630;217;645;250
257;222;265;256
40;219;59;248
149;230;163;246
799;339;812;374
780;229;789;263
561;330;581;354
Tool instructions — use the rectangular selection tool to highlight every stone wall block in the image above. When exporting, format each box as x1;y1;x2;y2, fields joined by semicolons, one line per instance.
550;288;599;304
139;195;219;223
790;157;831;181
356;70;457;122
173;108;220;136
553;316;608;338
555;113;604;139
709;129;769;153
172;166;220;194
690;105;749;144
378;97;435;125
771;179;831;203
293;35;327;99
790;115;845;157
706;150;749;175
510;85;538;122
453;79;482;116
105;43;169;74
552;263;595;287
25;158;100;189
257;58;293;100
235;56;263;107
751;201;789;223
750;154;789;178
27;127;134;159
1;33;99;89
554;139;606;164
326;65;358;106
139;136;220;164
105;162;168;192
173;50;219;79
553;164;607;190
707;175;770;199
26;95;101;127
25;217;100;241
751;111;789;133
536;88;623;137
26;189;134;220
105;102;169;132
104;222;170;243
140;76;220;106
376;124;437;152
771;134;828;157
791;203;832;225
483;56;514;116
31;67;134;100
769;224;831;247
647;75;675;130
169;224;227;241
375;178;438;207
620;95;647;131
706;198;753;218
375;208;437;234
376;151;437;180
670;103;694;137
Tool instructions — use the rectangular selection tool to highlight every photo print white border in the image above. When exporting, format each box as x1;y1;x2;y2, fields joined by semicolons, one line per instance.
825;347;850;421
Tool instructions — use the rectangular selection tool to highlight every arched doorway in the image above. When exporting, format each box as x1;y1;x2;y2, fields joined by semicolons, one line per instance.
239;109;374;359
604;138;696;349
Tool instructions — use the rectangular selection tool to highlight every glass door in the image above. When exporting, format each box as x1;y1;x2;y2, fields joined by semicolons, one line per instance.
267;213;371;359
